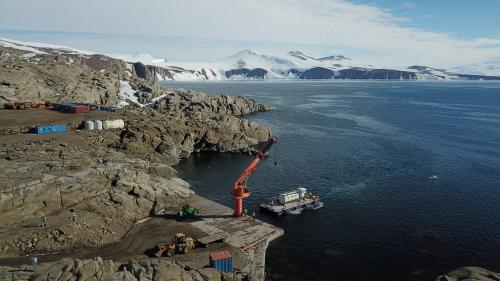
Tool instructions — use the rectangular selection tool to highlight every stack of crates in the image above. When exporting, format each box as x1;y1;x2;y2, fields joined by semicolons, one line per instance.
209;250;232;273
35;124;66;134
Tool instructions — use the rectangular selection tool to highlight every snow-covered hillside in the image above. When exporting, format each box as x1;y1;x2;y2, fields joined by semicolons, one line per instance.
0;37;94;55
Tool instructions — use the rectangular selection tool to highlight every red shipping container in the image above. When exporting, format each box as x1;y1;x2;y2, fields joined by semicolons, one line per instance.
209;250;232;273
73;105;90;113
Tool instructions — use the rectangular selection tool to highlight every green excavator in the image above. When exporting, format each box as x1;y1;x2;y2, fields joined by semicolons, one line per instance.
177;204;199;218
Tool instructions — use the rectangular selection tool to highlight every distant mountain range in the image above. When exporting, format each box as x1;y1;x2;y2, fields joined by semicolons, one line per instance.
120;49;500;81
2;37;500;81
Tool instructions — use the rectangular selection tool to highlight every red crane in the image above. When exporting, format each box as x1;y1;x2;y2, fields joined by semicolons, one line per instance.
232;136;278;217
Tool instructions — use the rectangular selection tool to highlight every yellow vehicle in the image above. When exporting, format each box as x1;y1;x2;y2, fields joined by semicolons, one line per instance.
153;233;195;257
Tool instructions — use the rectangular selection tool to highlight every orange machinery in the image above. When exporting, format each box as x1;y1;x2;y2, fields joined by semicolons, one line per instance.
4;101;53;110
232;136;278;217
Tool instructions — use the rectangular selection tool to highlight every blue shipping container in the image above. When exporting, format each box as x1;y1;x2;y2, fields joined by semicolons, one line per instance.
36;126;49;134
209;251;232;273
50;124;66;133
35;124;66;134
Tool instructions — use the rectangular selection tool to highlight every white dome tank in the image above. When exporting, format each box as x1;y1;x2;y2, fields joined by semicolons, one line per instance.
95;120;103;130
84;120;95;131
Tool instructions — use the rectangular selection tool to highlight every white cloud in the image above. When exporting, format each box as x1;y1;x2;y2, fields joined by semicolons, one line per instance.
0;0;499;67
400;2;417;9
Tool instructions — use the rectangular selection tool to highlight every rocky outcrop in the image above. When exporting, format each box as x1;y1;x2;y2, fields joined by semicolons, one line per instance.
0;47;121;105
437;267;500;281
150;89;271;115
0;45;177;105
132;62;175;81
115;108;271;159
0;258;234;281
0;137;194;254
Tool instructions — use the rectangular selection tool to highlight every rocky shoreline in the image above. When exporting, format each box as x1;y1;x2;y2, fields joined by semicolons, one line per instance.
1;257;235;281
0;42;278;280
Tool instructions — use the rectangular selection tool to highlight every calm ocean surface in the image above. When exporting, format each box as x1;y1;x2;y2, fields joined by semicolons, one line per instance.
169;81;500;281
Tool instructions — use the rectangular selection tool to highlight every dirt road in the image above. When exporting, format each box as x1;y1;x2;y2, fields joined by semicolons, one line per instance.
0;109;116;130
0;218;229;268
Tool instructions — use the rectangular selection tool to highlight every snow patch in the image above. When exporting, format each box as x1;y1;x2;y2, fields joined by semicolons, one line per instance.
147;93;170;107
0;39;46;54
118;81;143;107
21;53;37;59
0;37;93;55
110;53;167;65
171;71;205;81
155;72;165;81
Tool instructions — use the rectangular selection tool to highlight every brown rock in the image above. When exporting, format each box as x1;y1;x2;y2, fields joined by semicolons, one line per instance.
437;267;500;281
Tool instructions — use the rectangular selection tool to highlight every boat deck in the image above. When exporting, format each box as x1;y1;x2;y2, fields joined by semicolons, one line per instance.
260;197;323;215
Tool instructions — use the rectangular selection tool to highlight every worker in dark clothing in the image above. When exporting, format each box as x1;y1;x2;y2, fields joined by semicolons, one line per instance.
40;216;48;228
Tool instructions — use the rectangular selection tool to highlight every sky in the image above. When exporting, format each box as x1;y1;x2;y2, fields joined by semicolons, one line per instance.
1;0;499;68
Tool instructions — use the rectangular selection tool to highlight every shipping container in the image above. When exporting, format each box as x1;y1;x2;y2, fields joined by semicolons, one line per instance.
53;103;90;113
35;124;66;134
36;126;49;134
50;124;66;133
73;105;90;113
209;250;232;273
278;190;300;205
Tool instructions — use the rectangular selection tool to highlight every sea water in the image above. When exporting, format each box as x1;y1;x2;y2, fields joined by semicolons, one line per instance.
171;81;500;281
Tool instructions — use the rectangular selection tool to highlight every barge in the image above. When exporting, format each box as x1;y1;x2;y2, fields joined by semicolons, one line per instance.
260;187;323;215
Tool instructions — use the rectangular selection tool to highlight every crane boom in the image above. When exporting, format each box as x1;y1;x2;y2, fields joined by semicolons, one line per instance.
232;136;278;217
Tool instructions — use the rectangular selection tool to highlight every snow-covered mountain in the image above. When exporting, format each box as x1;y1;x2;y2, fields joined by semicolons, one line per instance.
136;49;500;81
2;37;500;81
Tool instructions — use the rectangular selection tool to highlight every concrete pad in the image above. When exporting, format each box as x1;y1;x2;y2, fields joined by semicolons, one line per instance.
184;195;283;279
